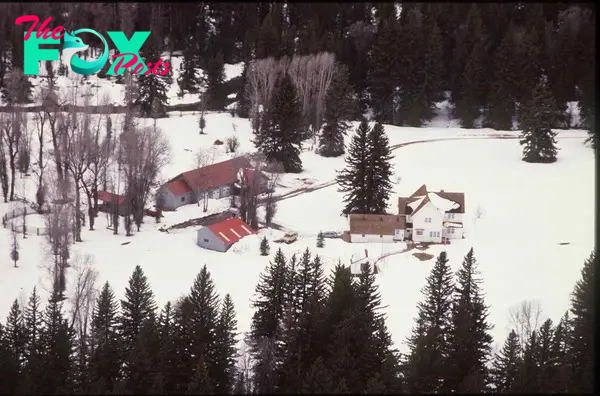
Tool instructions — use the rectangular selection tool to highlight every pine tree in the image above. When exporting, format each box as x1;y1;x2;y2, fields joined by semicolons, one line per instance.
205;52;226;110
38;292;75;394
187;265;220;388
316;231;325;248
490;330;522;393
212;294;238;393
301;357;334;393
253;73;305;173
134;42;169;118
260;236;270;256
3;299;25;382
186;359;214;394
515;329;541;392
567;250;595;393
519;76;560;163
236;63;250;118
199;112;206;134
20;287;43;393
154;302;178;394
89;282;122;392
454;38;489;128
10;229;19;267
255;12;279;60
249;248;289;393
319;64;354;157
337;121;371;215
177;45;200;96
120;265;157;357
367;122;393;214
446;248;493;392
405;251;454;393
369;16;401;124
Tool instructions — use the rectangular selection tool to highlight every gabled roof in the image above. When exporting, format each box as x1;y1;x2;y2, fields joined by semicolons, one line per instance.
349;213;406;235
170;156;252;195
97;191;125;205
410;184;428;198
399;185;465;215
206;217;256;245
165;179;192;195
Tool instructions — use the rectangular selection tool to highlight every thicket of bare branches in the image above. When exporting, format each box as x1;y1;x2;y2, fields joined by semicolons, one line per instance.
0;110;25;201
120;122;171;232
194;147;217;211
67;253;99;355
247;52;336;142
508;300;545;351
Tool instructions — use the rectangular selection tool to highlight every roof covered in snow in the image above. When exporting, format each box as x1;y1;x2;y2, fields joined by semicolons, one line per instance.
398;184;465;216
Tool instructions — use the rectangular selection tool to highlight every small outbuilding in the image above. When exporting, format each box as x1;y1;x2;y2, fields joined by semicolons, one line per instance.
196;217;256;252
97;191;129;216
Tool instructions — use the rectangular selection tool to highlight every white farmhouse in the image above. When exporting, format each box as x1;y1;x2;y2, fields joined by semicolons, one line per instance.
343;184;465;244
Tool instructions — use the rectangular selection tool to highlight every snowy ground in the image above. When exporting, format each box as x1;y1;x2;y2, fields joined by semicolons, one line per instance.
0;103;594;357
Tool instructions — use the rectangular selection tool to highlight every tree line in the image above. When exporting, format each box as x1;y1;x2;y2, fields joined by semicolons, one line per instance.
0;246;595;394
0;3;595;148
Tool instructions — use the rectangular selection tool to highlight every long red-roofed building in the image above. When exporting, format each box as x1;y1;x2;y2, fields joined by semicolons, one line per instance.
156;156;269;211
196;217;256;252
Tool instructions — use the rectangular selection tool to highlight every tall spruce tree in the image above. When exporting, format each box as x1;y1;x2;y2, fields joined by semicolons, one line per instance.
88;281;122;393
3;299;25;392
253;73;305;173
337;120;371;215
490;329;522;393
120;265;157;357
205;52;226;110
319;64;354;157
454;38;489;128
519;75;559;163
177;45;200;96
213;294;238;394
369;16;401;124
405;251;454;393
567;250;595;393
446;248;493;393
134;34;169;118
20;287;43;393
236;63;250;118
249;248;289;394
366;122;394;214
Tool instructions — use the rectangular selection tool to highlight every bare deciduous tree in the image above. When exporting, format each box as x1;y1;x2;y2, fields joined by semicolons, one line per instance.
194;147;217;211
0;126;9;202
226;136;240;154
68;253;98;343
246;57;287;132
0;111;24;201
120;122;171;232
508;300;545;351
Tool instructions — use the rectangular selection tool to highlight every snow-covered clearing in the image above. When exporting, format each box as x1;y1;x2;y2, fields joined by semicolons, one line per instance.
0;103;593;357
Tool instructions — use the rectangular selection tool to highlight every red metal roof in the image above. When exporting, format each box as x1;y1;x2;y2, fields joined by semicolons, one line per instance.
97;191;125;205
206;217;256;245
165;179;192;195
178;156;252;193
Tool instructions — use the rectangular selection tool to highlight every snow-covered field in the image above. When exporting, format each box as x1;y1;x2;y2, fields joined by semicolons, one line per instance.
0;65;594;356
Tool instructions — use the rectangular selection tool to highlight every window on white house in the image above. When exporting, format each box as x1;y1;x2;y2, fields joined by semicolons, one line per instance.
181;196;185;202
203;238;209;243
416;230;423;236
448;213;454;219
362;234;365;237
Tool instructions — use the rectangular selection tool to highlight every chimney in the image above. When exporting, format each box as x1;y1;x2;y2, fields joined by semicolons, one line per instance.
440;189;444;193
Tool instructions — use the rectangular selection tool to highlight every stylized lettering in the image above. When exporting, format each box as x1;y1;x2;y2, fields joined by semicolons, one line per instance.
23;34;59;75
15;15;39;41
111;53;139;73
160;62;171;75
106;31;150;75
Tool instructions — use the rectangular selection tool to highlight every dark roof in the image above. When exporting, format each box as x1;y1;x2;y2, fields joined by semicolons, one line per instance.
436;191;465;214
397;186;465;215
206;217;256;245
349;214;406;235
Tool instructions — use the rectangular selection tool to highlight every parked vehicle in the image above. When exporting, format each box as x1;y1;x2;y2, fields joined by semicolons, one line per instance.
281;231;298;244
321;231;341;239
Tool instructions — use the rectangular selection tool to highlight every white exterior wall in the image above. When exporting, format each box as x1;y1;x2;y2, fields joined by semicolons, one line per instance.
159;187;194;210
444;212;464;223
446;226;464;239
393;229;405;241
412;202;444;243
350;234;394;243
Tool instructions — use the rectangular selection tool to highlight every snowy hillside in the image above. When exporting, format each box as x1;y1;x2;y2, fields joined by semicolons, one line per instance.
0;97;593;355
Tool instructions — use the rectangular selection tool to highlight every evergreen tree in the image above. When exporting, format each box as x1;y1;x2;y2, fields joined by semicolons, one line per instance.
366;122;393;214
454;38;489;128
319;64;354;157
249;248;289;393
20;287;43;393
515;329;541;392
10;230;19;267
337;120;371;215
177;45;200;96
3;299;25;388
260;236;270;256
1;68;33;105
253;73;305;173
316;231;325;248
490;329;522;393
405;251;454;393
38;292;75;394
567;250;595;393
120;265;157;357
154;302;178;394
134;44;169;118
255;12;280;59
199;112;206;134
236;63;250;118
300;357;334;393
519;76;560;163
212;294;238;393
187;265;221;389
88;281;122;393
446;248;493;392
369;16;401;124
205;52;226;110
186;359;214;394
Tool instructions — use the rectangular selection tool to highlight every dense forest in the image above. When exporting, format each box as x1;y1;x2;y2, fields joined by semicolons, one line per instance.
0;247;595;394
0;3;595;132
